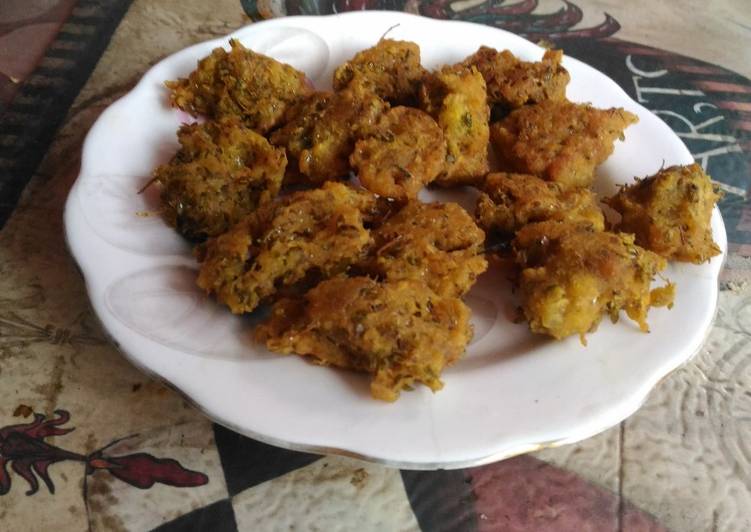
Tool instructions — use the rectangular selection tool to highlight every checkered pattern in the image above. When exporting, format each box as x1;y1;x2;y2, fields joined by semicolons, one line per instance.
82;419;480;531
141;424;453;532
83;422;664;532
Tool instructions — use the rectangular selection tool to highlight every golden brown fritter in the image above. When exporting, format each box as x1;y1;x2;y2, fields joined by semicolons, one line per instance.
196;182;377;314
462;47;569;109
268;92;331;183
360;201;487;298
476;172;605;236
256;276;472;402
270;87;388;184
605;163;721;264
155;119;286;240
419;66;490;186
513;221;674;341
491;100;638;190
166;39;312;134
350;107;447;200
333;39;425;104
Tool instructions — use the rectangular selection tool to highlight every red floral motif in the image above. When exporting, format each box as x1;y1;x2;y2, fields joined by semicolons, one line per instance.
89;453;209;489
0;409;208;496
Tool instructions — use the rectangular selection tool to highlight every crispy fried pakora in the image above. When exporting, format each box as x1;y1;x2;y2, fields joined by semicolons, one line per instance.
155;119;286;240
166;39;312;134
256;276;473;402
149;38;708;403
513;221;674;341
605;163;721;264
360;201;487;298
270;87;388;184
268;91;330;182
462;47;569;110
350;107;447;200
419;66;490;186
476;172;605;236
491;100;638;190
196;182;377;314
333;39;425;104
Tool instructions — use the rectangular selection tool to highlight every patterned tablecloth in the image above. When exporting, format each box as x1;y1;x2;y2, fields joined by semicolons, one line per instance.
1;1;750;530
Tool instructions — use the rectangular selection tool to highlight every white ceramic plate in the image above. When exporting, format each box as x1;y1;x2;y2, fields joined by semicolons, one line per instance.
64;11;727;469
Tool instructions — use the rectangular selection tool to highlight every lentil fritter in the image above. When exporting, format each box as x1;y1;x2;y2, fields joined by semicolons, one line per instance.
491;100;638;190
333;39;425;104
166;39;312;134
196;182;376;314
419;66;490;186
605;163;721;263
513;221;674;341
360;201;487;298
476;172;605;237
256;276;472;402
270;86;388;184
350;106;447;200
462;47;569;110
154;118;286;240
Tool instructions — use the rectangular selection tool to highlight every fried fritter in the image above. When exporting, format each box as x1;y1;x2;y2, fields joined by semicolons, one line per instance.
196;182;377;314
270;87;388;184
333;39;425;104
350;107;447;200
419;66;490;186
513;221;674;341
462;47;569;109
268;91;330;182
155;119;286;240
605;163;721;264
256;276;473;402
491;100;638;190
166;39;312;134
476;172;605;236
360;201;487;298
